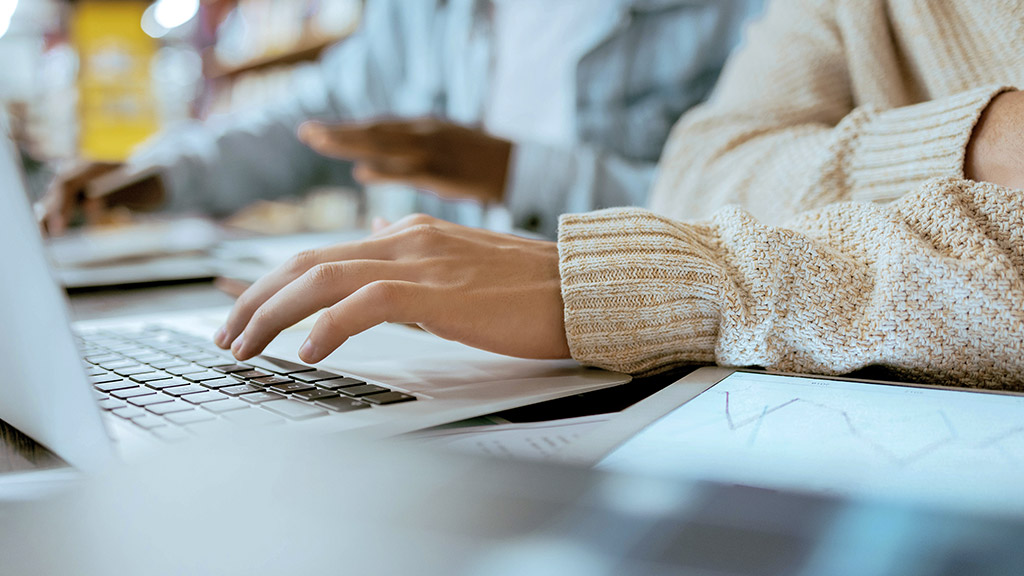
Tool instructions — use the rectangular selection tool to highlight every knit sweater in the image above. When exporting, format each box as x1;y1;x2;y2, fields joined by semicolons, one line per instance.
558;0;1024;389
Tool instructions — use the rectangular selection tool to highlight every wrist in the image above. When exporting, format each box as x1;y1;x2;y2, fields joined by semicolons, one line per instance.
965;90;1024;189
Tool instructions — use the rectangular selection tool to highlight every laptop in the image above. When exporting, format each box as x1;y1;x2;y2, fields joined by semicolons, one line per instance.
0;125;630;474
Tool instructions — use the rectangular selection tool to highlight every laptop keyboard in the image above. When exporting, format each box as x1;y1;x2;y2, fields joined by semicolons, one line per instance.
76;326;416;442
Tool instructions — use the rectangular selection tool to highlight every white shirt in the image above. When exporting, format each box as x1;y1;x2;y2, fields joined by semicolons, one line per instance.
485;0;621;148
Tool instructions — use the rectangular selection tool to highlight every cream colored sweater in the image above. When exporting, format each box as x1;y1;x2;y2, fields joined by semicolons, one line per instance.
558;0;1024;389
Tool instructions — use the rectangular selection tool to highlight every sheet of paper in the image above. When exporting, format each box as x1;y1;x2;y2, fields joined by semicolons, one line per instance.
408;414;613;461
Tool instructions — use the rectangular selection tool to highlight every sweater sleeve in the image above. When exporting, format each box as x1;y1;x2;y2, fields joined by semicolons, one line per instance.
559;177;1024;390
648;0;1010;226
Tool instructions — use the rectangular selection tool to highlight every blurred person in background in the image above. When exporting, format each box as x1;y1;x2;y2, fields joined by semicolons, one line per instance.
215;0;1024;391
41;0;765;239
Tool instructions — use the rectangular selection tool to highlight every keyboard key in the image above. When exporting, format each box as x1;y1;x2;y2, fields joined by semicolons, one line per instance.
112;406;147;419
262;399;327;420
98;398;125;410
338;384;389;397
114;365;156;377
315;396;370;413
196;356;239;368
85;353;121;365
94;379;137;392
316;377;365;390
221;384;264;396
110;387;157;400
165;410;216;426
84;366;107;377
224;408;284;427
152;426;192;442
363;392;416;405
182;391;227;405
293;388;339;402
89;373;125;385
130;353;171;364
146;401;196;415
251;376;293;388
128;394;175;407
210;363;252;374
235;369;272;380
112;403;145;416
268;382;315;395
130;372;173;384
99;359;136;370
202;398;249;413
146;377;192;390
200;376;243;390
291;369;346;383
183;370;229;383
240;391;286;404
149;358;189;370
177;351;221;363
131;415;169;429
247;356;314;375
166;364;207;376
163;385;209;397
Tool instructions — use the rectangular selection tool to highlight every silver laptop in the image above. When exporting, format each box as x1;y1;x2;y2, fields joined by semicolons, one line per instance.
0;126;630;473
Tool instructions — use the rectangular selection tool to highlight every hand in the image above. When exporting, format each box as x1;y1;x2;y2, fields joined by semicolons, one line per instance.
37;161;167;235
37;161;122;235
214;214;570;364
965;90;1024;189
298;118;513;204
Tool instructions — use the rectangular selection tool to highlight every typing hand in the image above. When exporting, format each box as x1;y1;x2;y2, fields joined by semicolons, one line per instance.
214;214;570;364
298;119;513;204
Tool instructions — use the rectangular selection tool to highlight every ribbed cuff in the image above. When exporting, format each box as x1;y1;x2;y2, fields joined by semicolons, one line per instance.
558;208;719;375
846;84;1013;202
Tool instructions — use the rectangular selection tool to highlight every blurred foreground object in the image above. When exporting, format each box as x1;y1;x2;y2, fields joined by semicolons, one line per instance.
1;430;1023;575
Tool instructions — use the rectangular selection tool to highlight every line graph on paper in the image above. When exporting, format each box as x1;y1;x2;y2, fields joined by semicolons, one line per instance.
598;372;1024;505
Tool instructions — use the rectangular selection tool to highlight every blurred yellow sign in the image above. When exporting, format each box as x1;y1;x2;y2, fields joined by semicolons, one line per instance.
72;1;158;161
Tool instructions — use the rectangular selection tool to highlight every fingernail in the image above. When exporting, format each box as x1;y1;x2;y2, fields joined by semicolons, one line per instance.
298;338;318;363
231;335;247;359
214;326;227;347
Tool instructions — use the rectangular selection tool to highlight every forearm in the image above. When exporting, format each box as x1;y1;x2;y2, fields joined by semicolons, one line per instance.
133;116;354;217
560;177;1024;389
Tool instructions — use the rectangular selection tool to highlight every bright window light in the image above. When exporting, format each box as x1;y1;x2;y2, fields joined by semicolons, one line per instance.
153;0;199;30
141;4;169;39
0;0;19;40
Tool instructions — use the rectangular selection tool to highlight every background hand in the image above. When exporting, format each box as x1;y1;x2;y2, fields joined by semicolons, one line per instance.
37;161;122;235
38;162;167;235
299;119;512;204
214;214;570;364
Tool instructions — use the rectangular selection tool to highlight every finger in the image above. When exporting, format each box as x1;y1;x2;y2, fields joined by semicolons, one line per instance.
371;217;391;234
298;280;429;364
216;235;403;349
360;212;447;240
230;260;412;360
299;121;427;165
